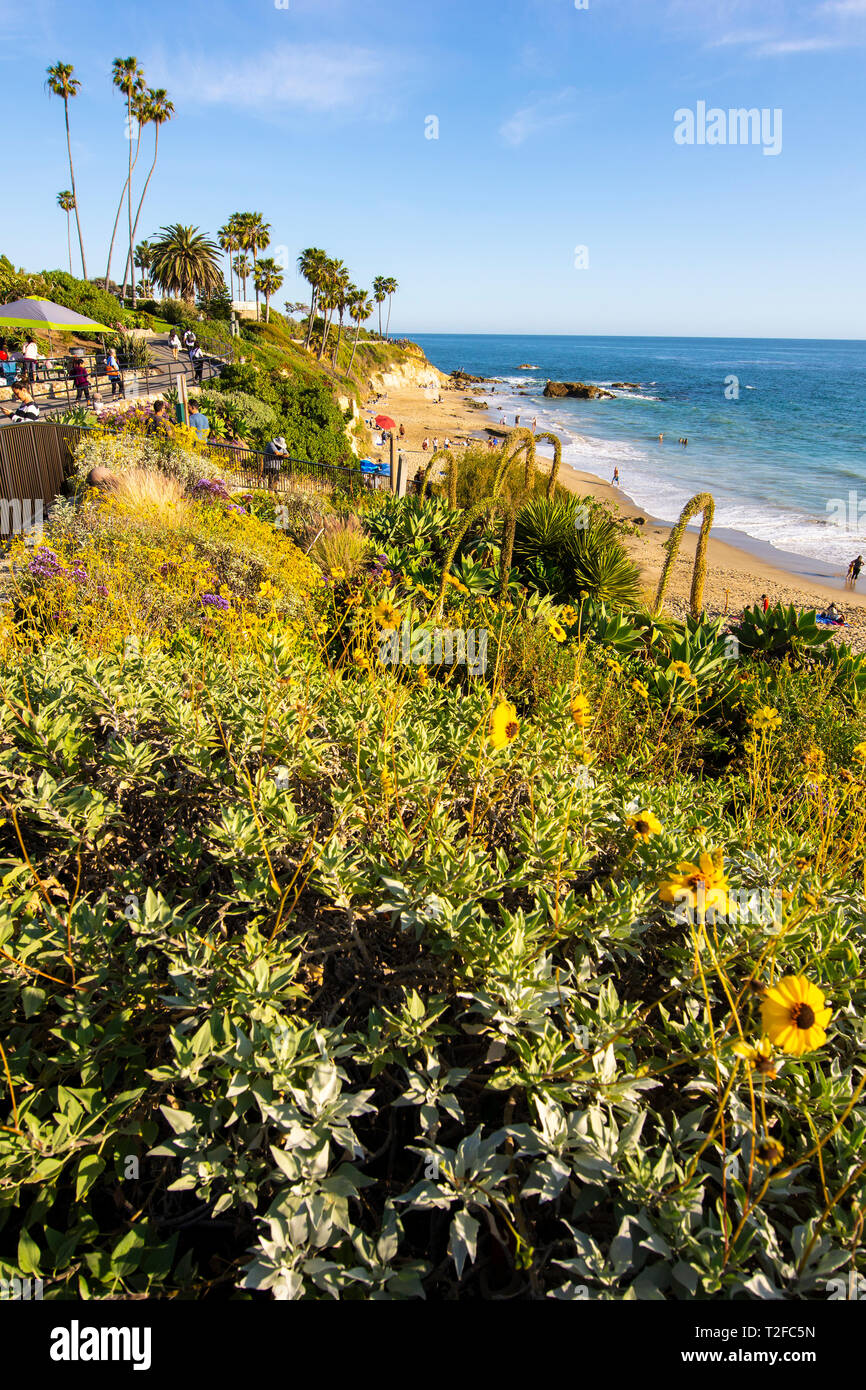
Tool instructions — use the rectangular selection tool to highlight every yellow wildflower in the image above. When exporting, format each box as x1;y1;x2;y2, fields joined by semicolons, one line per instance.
659;850;729;916
669;660;697;687
570;693;590;728
631;679;649;699
372;599;401;628
627;809;663;842
548;619;566;643
750;705;782;733
330;567;346;581
853;741;866;763
490;700;520;750
561;605;578;625
755;1136;785;1167
732;1036;777;1078
761;975;831;1055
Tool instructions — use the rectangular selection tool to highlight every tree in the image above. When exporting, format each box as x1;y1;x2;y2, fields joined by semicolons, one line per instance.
46;63;88;278
218;218;242;304
331;277;354;368
232;255;252;301
253;257;283;323
149;224;222;305
317;259;348;362
383;276;399;338
346;289;373;379
237;213;271;319
121;88;174;296
372;276;387;337
297;247;328;350
105;58;144;295
134;240;153;296
57;191;76;274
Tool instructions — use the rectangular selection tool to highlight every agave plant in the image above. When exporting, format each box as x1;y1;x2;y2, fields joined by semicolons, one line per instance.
733;603;834;662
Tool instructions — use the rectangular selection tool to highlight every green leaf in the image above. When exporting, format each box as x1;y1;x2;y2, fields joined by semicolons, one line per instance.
75;1153;106;1202
18;1230;41;1275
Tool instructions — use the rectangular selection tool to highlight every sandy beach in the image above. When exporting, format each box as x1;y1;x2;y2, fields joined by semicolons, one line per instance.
373;375;866;651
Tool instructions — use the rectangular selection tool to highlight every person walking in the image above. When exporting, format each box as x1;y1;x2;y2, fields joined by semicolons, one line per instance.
191;344;205;385
168;330;181;362
70;357;92;403
263;435;288;491
104;348;124;398
849;555;863;588
183;329;197;362
612;467;620;486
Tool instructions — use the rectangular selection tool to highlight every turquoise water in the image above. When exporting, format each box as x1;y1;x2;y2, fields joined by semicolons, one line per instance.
408;334;866;573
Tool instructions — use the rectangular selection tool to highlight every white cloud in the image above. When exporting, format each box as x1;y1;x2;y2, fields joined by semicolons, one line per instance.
756;35;845;52
158;43;387;115
499;87;579;147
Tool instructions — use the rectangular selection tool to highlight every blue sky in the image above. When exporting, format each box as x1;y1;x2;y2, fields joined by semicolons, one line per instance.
2;0;865;337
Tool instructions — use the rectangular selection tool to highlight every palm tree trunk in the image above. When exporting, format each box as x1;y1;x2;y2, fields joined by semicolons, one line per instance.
318;306;333;361
67;212;73;274
346;321;361;379
121;125;161;294
386;294;393;338
303;287;317;348
107;121;143;291
252;249;259;321
64;98;87;279
332;313;344;367
377;301;383;336
126;92;136;306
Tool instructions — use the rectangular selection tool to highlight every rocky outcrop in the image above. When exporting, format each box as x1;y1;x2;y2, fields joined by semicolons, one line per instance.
370;358;448;394
517;363;538;369
610;381;640;389
543;380;615;400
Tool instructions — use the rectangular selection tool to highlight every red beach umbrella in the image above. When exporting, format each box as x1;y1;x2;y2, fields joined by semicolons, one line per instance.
375;414;396;430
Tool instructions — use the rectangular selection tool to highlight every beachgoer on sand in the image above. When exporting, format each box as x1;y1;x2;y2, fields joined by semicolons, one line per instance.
612;467;620;486
761;594;769;613
849;555;863;587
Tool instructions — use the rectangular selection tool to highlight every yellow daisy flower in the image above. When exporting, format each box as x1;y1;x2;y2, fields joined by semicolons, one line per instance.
330;567;346;581
761;975;831;1055
561;605;578;625
754;1136;784;1167
669;660;697;686
371;599;401;627
627;809;663;841
732;1035;777;1078
853;741;866;763
490;700;520;749
658;849;729;916
548;619;566;643
415;665;428;687
750;705;782;733
631;679;649;699
570;693;590;728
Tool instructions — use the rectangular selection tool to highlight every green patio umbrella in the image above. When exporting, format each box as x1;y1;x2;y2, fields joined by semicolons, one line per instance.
0;296;113;333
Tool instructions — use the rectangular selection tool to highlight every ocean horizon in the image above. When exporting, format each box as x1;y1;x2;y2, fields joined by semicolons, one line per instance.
405;333;866;576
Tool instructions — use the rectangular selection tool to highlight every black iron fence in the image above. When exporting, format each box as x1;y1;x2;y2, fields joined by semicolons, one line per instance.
206;441;389;495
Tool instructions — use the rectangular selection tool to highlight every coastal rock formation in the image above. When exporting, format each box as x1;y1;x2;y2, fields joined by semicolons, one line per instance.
517;363;538;369
543;380;615;400
610;381;641;389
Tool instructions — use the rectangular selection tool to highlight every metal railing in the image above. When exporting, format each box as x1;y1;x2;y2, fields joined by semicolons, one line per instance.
206;441;389;495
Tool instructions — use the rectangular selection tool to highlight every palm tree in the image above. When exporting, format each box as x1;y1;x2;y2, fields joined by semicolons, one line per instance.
218;219;241;304
383;276;399;338
46;63;87;278
149;224;222;306
346;289;373;379
232;254;252;302
317;258;348;362
122;89;174;295
372;276;388;338
134;241;153;296
297;247;328;349
237;212;270;319
253;257;283;323
57;191;76;273
105;58;144;295
331;274;354;368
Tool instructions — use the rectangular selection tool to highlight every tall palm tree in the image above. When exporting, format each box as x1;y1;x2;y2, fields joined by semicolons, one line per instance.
317;258;348;362
46;63;87;278
331;275;354;368
236;212;270;319
253;257;284;324
105;59;145;294
383;276;399;338
346;289;373;379
57;191;76;273
232;254;252;301
121;88;174;295
297;247;328;349
218;219;242;304
134;241;153;296
149;224;222;306
372;276;387;337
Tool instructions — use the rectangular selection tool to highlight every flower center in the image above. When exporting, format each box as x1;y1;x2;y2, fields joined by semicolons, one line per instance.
635;820;650;835
791;1002;816;1030
687;872;711;891
505;721;519;740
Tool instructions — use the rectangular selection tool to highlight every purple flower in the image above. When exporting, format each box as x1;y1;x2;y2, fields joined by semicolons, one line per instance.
200;592;230;610
97;584;108;597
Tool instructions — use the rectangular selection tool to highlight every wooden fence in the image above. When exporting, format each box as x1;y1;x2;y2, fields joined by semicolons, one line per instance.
0;422;82;538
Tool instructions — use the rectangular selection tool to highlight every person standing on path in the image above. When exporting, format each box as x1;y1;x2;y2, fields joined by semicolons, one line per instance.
105;348;123;398
191;344;205;385
168;330;181;362
183;329;197;362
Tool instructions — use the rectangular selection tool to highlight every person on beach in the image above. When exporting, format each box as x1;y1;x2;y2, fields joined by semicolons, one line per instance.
761;593;770;613
515;414;521;426
399;423;405;440
849;555;863;587
532;417;538;431
658;433;664;443
422;437;429;451
432;437;439;452
612;467;620;486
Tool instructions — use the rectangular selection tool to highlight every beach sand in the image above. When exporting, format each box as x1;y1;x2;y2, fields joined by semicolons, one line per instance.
376;377;866;651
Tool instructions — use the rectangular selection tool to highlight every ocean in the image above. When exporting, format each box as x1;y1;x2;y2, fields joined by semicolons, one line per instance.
407;334;866;576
